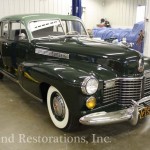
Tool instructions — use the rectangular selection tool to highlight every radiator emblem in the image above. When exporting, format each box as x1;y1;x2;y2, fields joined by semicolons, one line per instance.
105;80;115;89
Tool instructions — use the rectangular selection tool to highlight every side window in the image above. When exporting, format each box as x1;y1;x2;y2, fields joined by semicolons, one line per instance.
10;22;28;41
60;21;67;33
66;20;87;35
52;22;64;33
2;22;9;39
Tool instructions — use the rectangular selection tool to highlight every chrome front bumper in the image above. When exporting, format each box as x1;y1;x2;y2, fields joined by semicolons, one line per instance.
79;96;150;126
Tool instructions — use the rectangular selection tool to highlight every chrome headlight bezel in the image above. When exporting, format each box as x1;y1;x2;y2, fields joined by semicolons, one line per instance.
81;76;99;95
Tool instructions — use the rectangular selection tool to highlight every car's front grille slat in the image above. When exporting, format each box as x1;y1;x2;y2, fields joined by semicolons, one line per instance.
103;71;150;106
103;77;143;106
144;76;150;97
144;91;150;95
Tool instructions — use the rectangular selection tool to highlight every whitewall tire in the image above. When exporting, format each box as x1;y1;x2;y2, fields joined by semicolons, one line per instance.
47;86;69;129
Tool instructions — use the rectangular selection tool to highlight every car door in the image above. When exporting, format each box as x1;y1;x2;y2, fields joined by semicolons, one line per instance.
1;21;30;78
0;21;11;72
9;21;30;73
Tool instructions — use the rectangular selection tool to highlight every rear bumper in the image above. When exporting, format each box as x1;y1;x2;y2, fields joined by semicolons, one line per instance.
79;96;150;126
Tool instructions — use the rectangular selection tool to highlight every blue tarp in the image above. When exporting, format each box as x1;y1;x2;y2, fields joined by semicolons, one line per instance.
93;21;144;53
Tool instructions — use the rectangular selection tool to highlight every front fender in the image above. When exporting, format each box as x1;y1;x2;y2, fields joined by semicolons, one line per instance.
18;61;92;116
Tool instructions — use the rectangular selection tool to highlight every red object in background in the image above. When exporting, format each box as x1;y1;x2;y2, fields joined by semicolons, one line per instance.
136;30;144;45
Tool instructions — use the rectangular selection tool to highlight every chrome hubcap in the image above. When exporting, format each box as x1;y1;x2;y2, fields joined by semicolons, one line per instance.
52;94;65;119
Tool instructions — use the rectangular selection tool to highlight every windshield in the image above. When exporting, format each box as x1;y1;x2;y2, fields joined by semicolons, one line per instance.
61;20;87;36
29;20;65;38
29;19;87;39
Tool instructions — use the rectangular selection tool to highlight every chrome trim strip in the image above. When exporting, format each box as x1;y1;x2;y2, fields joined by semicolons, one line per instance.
0;70;18;83
104;76;144;83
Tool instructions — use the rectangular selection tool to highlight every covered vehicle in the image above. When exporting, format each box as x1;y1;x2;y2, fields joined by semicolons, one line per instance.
0;14;150;131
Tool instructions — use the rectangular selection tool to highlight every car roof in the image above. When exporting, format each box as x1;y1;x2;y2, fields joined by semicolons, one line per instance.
0;13;80;23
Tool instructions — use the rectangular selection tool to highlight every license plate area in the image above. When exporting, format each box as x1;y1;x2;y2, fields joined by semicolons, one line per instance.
139;106;150;119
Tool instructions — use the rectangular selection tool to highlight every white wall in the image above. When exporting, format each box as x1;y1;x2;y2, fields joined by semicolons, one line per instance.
82;0;146;28
0;0;102;29
83;0;146;29
0;0;146;29
82;0;104;29
0;0;72;18
104;0;146;28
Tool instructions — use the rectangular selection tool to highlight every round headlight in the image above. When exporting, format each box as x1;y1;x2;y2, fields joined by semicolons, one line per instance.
81;76;99;95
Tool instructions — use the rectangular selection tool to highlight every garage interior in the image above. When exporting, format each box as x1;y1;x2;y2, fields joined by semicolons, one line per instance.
0;0;150;150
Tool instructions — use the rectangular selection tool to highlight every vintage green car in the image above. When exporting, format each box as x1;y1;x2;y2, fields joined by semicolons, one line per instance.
0;14;150;131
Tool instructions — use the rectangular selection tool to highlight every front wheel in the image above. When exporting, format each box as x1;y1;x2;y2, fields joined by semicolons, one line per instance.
47;86;79;131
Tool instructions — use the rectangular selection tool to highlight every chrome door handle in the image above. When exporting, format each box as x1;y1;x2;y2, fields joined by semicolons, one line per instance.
3;42;8;46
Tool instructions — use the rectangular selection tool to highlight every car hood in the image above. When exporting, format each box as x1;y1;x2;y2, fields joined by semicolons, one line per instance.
32;37;143;79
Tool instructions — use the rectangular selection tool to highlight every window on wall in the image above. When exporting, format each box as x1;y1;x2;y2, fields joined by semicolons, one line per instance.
136;5;145;23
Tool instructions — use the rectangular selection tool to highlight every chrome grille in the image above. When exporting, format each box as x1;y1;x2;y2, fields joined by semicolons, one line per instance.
118;79;142;106
103;78;143;106
103;70;150;106
144;75;150;97
103;85;119;103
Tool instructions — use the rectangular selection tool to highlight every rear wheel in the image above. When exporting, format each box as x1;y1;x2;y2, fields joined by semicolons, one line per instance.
47;86;79;131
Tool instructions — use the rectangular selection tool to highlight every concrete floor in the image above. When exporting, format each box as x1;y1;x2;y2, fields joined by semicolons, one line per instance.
0;77;150;150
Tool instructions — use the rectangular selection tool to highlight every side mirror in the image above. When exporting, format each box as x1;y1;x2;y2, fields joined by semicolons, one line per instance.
19;33;26;40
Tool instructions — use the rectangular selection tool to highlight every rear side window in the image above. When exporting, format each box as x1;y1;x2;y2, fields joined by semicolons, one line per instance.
10;22;27;41
2;22;9;39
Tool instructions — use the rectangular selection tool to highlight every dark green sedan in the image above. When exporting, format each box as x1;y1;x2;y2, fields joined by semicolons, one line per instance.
0;14;150;131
